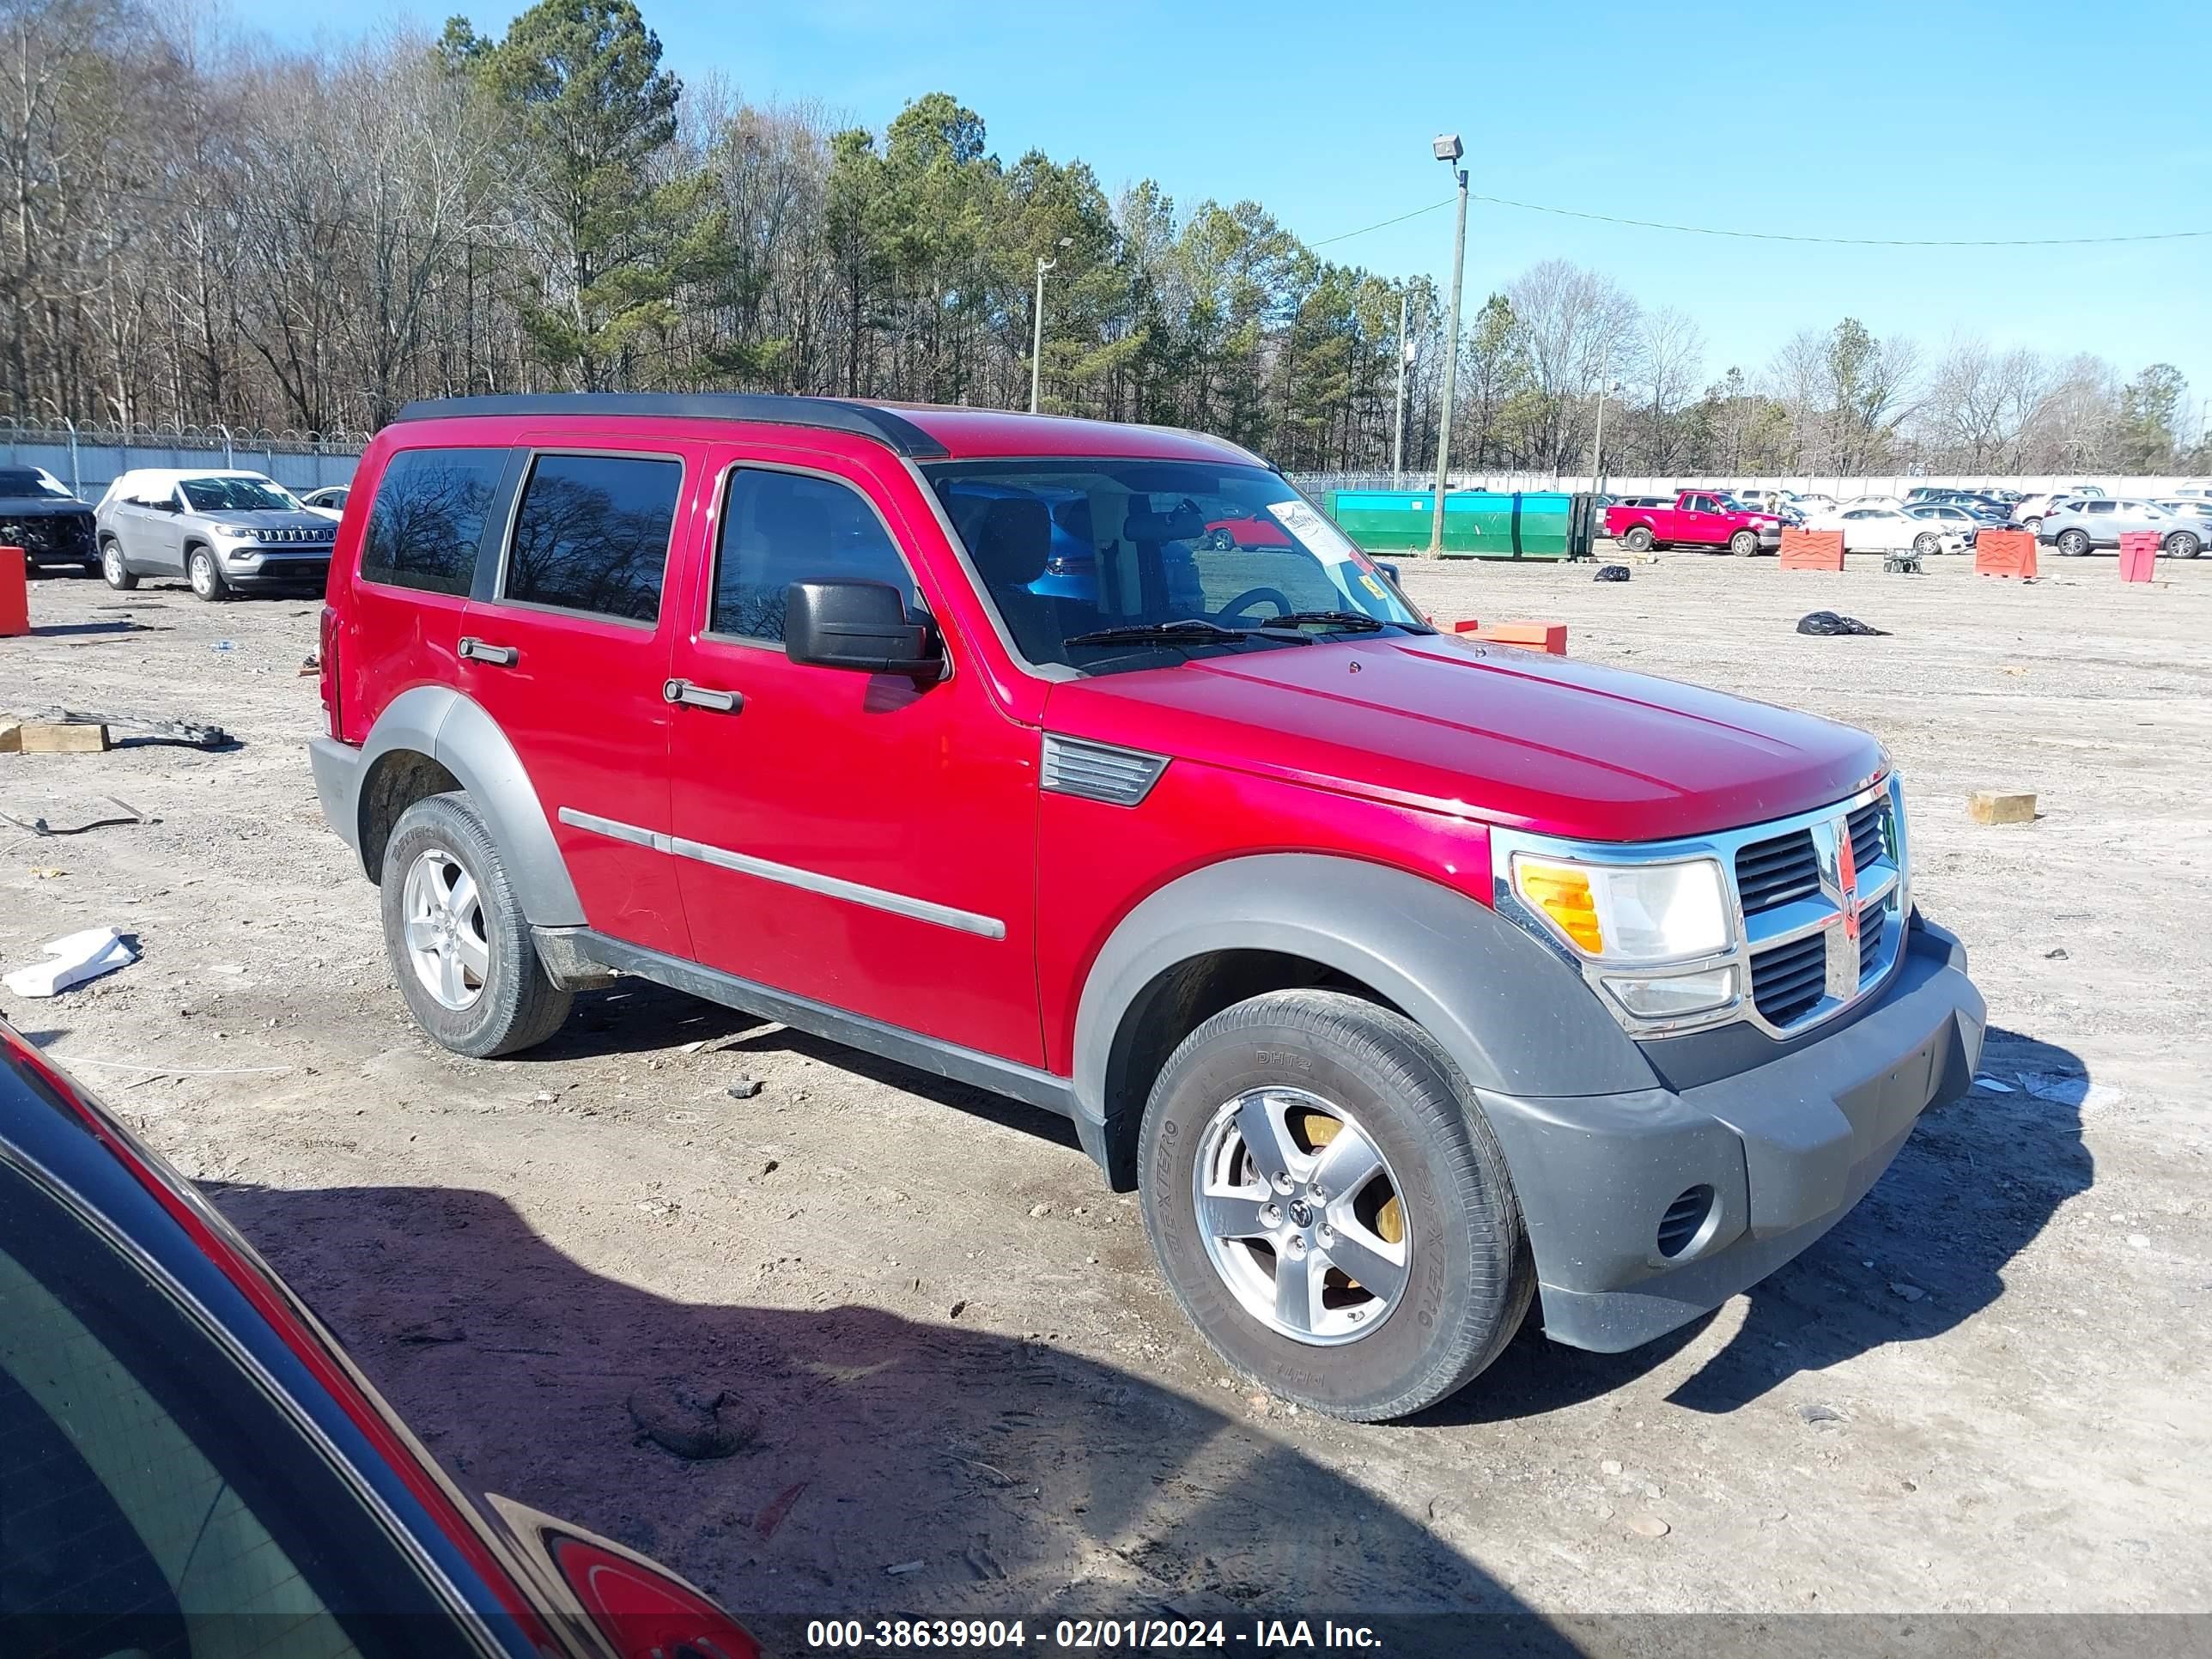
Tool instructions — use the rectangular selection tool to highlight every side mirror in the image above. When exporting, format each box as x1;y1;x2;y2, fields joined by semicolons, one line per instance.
1374;561;1403;586
784;580;943;678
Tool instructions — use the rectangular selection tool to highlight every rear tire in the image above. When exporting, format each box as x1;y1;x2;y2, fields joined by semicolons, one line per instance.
1621;526;1655;553
1137;989;1533;1422
187;544;229;600
100;540;138;591
1912;531;1942;557
379;792;574;1058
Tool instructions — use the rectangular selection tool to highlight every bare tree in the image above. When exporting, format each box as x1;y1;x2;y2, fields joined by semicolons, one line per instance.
1504;258;1640;471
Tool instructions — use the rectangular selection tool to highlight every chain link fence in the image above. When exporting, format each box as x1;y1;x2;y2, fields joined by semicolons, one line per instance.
1;418;368;502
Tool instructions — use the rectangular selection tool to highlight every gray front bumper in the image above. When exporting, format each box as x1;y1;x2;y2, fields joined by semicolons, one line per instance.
1479;916;1984;1353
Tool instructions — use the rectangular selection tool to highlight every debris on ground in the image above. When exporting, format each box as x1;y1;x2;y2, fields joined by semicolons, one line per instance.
1891;1281;1927;1302
752;1481;807;1540
3;796;155;840
626;1382;761;1460
40;708;231;750
726;1078;763;1099
884;1560;925;1577
3;926;140;997
1593;563;1631;582
1626;1514;1671;1538
298;654;319;676
30;866;65;879
1967;790;2036;825
1796;1403;1846;1425
1796;611;1888;636
1972;1074;2017;1093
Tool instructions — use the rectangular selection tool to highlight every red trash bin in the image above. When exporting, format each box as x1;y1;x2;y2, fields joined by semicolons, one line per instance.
2118;532;2160;584
0;546;28;637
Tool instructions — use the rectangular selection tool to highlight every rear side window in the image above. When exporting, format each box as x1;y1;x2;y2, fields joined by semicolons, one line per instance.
503;453;681;623
712;468;915;644
360;448;505;597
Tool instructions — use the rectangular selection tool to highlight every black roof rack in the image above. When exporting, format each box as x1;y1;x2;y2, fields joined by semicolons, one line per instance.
392;392;951;459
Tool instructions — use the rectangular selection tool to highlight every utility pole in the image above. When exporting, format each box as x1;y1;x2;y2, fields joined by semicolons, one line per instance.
1391;283;1418;489
1429;137;1468;556
1589;341;1614;488
1028;238;1073;415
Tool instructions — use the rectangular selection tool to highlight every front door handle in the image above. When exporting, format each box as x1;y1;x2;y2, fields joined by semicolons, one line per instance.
662;678;743;713
459;636;519;667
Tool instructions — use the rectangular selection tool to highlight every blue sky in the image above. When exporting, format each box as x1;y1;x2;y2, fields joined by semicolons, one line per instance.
237;0;2210;414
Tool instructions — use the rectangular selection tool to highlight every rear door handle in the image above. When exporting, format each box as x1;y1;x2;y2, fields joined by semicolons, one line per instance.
458;636;518;666
662;678;742;713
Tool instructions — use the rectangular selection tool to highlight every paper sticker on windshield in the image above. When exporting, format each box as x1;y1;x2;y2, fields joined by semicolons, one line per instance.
1268;497;1361;562
1358;572;1391;604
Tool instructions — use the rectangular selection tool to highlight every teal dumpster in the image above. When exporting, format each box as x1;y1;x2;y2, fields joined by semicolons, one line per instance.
1327;489;1594;559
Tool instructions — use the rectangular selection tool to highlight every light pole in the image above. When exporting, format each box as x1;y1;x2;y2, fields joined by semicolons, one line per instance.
1428;136;1468;556
1589;338;1622;489
1030;237;1073;415
1391;281;1424;489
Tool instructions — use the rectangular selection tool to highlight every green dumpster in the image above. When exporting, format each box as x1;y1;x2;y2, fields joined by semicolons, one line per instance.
1327;489;1594;559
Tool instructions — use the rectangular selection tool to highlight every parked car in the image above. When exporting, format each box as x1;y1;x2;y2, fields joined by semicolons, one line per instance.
1903;502;1987;544
94;467;337;599
2039;497;2209;559
0;463;97;571
0;1018;761;1659
2008;492;2083;531
302;483;353;520
1808;505;1968;556
1603;488;1784;555
308;392;1984;1422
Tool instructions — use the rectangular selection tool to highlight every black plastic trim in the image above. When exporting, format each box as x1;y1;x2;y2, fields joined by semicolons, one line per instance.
393;393;952;460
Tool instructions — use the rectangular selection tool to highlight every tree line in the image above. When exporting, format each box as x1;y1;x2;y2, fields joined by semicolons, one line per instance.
5;0;2204;477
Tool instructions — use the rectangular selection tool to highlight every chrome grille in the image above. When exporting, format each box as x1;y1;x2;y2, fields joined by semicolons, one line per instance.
1847;800;1886;867
1751;931;1826;1027
1735;829;1820;910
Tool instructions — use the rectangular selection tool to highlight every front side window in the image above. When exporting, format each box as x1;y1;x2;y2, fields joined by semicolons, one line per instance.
712;467;916;644
503;453;681;623
925;458;1429;676
179;476;300;513
360;447;506;597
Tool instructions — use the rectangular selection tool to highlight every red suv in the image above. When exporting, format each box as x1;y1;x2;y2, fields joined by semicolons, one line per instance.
310;394;1984;1422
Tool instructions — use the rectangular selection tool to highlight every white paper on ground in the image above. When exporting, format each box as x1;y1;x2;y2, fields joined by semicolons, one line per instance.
3;927;139;998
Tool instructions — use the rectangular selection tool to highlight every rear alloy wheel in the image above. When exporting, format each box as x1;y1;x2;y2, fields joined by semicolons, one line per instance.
1621;526;1655;553
100;540;138;591
1913;530;1942;557
2164;531;2202;560
1139;988;1532;1421
380;792;574;1057
2057;529;2091;557
1729;529;1759;557
187;544;229;600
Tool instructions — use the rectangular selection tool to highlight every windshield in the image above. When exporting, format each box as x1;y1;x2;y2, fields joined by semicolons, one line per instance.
179;476;299;513
0;467;74;500
926;459;1427;674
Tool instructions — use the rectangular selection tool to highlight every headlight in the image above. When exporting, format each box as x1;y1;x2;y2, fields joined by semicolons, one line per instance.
221;525;264;543
1510;855;1730;963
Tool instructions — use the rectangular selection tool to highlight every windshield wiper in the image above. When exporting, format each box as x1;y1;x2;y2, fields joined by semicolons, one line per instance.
1063;619;1307;647
1268;610;1433;635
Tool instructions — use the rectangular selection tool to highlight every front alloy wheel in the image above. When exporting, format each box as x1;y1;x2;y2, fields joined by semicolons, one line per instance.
2057;529;2091;557
188;546;228;599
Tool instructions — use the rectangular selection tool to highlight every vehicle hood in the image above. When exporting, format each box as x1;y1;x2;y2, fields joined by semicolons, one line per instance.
193;508;333;532
1043;633;1886;842
0;496;93;517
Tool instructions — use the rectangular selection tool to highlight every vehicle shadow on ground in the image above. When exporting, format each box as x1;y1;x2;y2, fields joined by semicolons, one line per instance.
1431;1025;2092;1422
209;1179;1579;1658
530;978;1087;1154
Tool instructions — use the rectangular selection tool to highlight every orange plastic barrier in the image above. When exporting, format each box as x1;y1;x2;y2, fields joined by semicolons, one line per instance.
1974;529;2038;580
2118;532;2160;584
0;547;27;638
1778;529;1844;571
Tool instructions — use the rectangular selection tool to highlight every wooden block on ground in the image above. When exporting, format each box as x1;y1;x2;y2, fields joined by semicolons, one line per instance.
0;719;20;754
16;720;110;754
1967;791;2035;826
1474;620;1568;654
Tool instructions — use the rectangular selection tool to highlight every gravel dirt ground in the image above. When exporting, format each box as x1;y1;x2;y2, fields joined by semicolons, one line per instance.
3;548;2207;1649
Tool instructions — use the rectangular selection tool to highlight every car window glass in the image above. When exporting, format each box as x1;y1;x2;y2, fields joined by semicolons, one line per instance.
2084;501;2114;514
712;468;916;643
504;453;680;623
179;476;299;513
0;1166;477;1658
360;447;507;598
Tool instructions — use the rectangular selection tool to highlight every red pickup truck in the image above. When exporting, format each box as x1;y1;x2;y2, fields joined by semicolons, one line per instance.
311;394;1983;1421
1606;489;1784;556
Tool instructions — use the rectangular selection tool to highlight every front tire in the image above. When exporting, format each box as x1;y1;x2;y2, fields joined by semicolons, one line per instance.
380;793;574;1058
187;544;229;600
1138;989;1532;1422
1728;529;1759;557
2057;529;2091;557
100;539;138;591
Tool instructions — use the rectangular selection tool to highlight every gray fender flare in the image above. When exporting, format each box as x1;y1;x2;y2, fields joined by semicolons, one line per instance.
354;685;585;927
1070;852;1659;1133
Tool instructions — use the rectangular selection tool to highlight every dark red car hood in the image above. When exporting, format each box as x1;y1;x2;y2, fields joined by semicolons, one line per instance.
1047;633;1886;842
